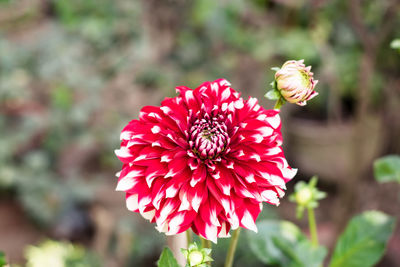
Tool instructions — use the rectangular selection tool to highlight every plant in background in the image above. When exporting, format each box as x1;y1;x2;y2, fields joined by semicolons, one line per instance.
249;189;395;267
0;251;7;267
374;155;400;184
25;240;99;267
390;39;400;53
374;154;400;200
290;176;327;219
289;176;326;247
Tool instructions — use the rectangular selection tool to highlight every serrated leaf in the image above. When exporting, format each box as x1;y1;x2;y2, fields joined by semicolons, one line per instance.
373;155;400;183
248;220;326;267
329;211;396;267
157;247;180;267
265;89;281;100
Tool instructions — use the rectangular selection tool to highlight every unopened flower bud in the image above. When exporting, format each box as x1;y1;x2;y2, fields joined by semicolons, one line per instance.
295;187;313;206
188;251;204;266
181;243;213;267
274;60;318;106
289;176;326;219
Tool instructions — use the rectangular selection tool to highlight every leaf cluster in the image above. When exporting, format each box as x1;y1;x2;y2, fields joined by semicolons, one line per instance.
248;211;395;267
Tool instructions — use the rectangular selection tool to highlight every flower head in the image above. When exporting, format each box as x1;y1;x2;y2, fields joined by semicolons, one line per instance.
115;79;296;242
274;60;318;106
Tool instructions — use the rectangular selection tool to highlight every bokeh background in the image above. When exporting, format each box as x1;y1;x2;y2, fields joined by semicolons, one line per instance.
0;0;399;266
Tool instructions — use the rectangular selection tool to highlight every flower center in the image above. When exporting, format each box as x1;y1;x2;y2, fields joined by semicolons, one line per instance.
189;114;228;160
299;70;311;88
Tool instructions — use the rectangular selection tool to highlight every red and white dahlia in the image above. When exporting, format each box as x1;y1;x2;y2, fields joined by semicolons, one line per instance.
115;79;296;242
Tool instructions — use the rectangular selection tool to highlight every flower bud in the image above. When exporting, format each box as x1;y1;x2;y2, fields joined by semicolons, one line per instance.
181;243;213;267
274;60;318;106
289;176;326;219
295;187;313;206
188;251;204;266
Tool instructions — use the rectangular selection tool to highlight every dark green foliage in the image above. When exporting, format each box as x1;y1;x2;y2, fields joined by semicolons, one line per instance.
248;220;327;267
374;155;400;183
0;251;6;267
157;247;180;267
329;211;396;267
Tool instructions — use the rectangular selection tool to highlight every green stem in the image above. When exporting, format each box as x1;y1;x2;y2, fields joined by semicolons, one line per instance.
307;207;319;248
224;228;241;267
200;237;207;249
205;240;212;249
186;230;192;247
199;237;212;265
274;97;285;110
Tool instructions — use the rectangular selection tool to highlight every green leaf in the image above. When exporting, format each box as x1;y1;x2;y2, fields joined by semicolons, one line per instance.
0;251;6;266
265;89;281;100
157;247;181;267
373;155;400;183
329;211;396;267
248;220;326;267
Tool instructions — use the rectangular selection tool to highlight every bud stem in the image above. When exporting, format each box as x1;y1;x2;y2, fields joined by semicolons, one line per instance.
205;240;212;250
186;230;193;247
274;97;285;110
224;228;241;267
200;237;206;249
307;207;319;248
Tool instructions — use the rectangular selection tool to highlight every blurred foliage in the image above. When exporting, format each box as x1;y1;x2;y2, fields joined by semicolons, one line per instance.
24;240;100;267
391;39;400;52
374;155;400;184
0;0;399;266
329;211;395;267
0;251;6;267
248;211;395;267
248;220;326;267
157;247;180;267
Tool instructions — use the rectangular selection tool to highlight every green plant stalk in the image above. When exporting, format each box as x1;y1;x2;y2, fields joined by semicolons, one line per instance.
200;237;207;249
224;228;241;267
307;207;319;248
199;237;212;264
200;236;212;250
186;230;193;247
205;239;212;260
274;97;284;110
205;240;212;250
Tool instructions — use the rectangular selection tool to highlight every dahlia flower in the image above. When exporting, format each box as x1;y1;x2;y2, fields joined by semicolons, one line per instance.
115;79;296;242
274;60;318;106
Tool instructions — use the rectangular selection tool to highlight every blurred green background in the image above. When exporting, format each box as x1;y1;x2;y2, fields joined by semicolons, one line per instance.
0;0;399;266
